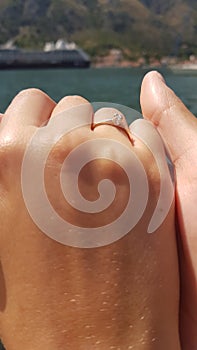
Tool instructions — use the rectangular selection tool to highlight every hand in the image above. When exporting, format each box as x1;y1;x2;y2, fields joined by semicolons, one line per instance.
0;89;180;349
140;70;197;350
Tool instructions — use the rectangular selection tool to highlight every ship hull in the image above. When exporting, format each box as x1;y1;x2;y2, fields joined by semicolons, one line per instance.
0;61;90;69
0;49;90;69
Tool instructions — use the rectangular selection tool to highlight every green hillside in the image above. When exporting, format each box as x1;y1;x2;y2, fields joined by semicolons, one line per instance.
0;0;196;58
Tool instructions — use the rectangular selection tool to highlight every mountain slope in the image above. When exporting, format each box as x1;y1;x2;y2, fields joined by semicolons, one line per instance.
0;0;196;57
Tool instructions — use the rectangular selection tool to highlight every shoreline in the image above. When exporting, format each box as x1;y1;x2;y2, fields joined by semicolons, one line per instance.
92;52;197;70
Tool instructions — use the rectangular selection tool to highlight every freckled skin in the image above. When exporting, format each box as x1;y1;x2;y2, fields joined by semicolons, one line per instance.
0;92;180;349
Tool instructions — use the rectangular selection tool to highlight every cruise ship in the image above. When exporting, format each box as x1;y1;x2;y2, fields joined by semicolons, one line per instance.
0;39;91;69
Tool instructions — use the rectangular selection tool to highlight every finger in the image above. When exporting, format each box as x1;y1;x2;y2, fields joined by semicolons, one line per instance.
49;95;93;129
50;95;91;117
140;71;197;165
93;107;133;145
4;88;56;127
129;119;174;233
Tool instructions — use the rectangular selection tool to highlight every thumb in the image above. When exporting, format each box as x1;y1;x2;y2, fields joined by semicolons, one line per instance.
140;71;197;165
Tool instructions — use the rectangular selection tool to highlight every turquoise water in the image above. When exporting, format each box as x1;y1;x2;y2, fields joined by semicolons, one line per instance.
0;67;196;119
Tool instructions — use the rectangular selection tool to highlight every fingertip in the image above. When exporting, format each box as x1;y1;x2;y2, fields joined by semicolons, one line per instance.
140;70;197;164
141;71;165;105
140;71;168;122
142;70;166;85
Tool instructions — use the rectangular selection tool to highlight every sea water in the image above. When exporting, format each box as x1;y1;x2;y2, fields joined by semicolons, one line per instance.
0;67;196;117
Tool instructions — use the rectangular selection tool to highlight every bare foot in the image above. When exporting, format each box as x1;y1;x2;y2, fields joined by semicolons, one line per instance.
0;90;180;349
140;70;197;350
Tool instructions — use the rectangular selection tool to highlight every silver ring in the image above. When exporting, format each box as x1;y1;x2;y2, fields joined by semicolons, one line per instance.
93;112;134;144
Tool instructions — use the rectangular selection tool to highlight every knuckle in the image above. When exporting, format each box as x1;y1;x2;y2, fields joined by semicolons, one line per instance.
59;95;89;105
17;87;45;98
0;129;31;171
13;88;50;106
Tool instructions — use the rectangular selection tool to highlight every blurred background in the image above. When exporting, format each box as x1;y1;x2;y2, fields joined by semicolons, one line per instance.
0;0;196;61
0;1;196;348
0;0;196;117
